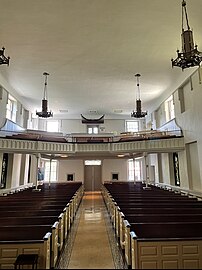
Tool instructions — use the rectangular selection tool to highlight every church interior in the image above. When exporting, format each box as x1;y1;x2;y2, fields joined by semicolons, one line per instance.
0;0;202;269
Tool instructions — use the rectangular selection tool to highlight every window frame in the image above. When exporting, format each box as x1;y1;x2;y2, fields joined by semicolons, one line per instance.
6;94;17;122
87;125;99;134
46;120;59;132
128;158;142;181
42;159;58;182
125;120;139;132
165;95;175;122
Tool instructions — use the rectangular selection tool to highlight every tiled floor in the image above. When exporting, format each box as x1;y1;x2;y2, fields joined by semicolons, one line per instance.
56;191;127;269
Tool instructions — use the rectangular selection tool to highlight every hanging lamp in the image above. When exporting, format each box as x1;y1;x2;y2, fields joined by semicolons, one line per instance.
131;73;147;118
0;47;10;66
171;0;202;70
36;72;53;118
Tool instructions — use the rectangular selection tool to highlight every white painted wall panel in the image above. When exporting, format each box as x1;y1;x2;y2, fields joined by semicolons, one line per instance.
102;159;128;182
58;159;84;183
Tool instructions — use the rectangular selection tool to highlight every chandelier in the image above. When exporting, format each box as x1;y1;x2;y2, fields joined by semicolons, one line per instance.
131;73;147;118
171;0;202;70
0;47;10;66
36;72;53;118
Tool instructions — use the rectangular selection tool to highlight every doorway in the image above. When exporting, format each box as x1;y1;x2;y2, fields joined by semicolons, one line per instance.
84;164;102;191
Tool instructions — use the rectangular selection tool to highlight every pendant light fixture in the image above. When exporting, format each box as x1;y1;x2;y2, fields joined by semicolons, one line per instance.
171;0;202;70
0;47;10;66
131;73;147;118
36;72;53;118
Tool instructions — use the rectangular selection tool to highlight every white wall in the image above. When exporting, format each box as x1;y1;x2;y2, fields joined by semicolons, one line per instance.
58;159;84;182
11;154;22;188
149;68;202;192
174;69;202;191
102;159;128;182
30;155;37;186
149;153;159;183
38;118;146;135
102;119;125;135
178;151;189;189
0;86;8;128
57;158;129;183
19;154;30;185
186;142;201;192
161;153;170;185
60;119;86;134
16;102;23;127
0;72;31;122
58;157;137;183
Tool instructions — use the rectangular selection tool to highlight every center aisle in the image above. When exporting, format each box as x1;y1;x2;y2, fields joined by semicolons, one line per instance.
57;191;127;269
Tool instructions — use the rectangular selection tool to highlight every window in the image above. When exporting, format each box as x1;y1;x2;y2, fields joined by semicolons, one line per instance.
125;120;139;132
47;120;59;132
87;125;99;134
6;94;17;122
85;160;101;165
165;95;175;122
128;158;142;181
43;159;58;182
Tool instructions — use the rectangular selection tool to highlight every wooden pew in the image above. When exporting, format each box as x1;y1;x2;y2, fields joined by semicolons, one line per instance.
0;224;58;269
0;231;52;269
107;192;193;198
121;213;202;223
112;195;198;201
0;182;83;268
0;199;73;238
0;208;67;249
111;198;202;238
129;222;202;269
116;206;202;247
102;182;202;269
3;213;66;248
0;195;80;226
0;216;60;225
117;206;202;214
119;211;202;249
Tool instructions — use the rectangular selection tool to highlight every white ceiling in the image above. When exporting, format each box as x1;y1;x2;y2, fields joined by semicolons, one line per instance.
0;0;201;120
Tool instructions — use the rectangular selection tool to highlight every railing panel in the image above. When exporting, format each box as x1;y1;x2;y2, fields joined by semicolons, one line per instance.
0;137;184;154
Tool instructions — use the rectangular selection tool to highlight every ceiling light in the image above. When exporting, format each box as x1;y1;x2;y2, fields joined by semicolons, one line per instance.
36;72;53;118
131;73;147;118
171;0;202;70
117;154;125;158
0;47;10;66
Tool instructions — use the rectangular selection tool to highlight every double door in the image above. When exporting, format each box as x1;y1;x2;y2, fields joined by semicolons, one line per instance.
84;165;102;191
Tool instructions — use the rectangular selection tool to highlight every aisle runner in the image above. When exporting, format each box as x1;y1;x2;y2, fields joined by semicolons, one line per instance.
56;205;82;269
56;192;127;269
